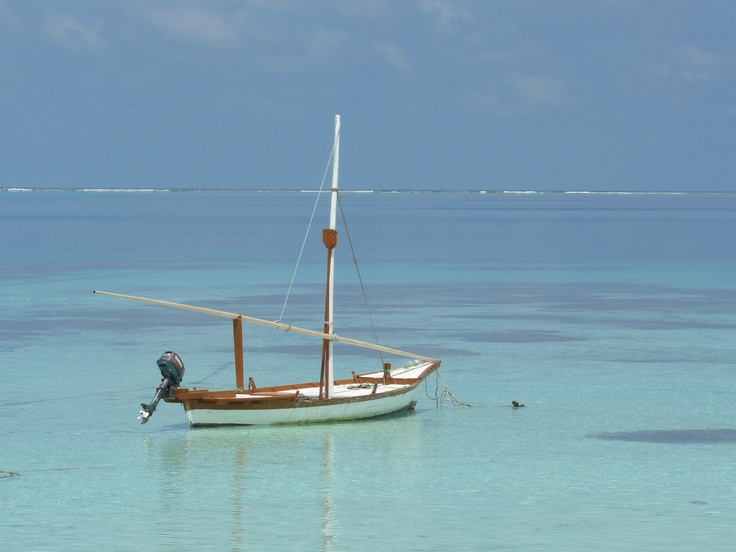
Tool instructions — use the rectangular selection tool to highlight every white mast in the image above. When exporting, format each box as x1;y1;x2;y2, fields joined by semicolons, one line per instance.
325;114;341;399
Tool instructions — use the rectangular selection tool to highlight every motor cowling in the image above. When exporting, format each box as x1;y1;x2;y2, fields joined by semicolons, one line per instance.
157;351;185;386
139;351;186;424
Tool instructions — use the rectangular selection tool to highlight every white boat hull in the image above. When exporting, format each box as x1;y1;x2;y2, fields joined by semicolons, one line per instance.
185;385;422;426
171;361;440;426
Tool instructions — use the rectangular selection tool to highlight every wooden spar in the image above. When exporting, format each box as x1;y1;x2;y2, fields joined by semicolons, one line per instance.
233;316;244;390
320;228;338;400
92;289;438;362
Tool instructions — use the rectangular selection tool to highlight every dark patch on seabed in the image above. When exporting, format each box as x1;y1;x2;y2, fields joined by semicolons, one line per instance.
587;428;736;444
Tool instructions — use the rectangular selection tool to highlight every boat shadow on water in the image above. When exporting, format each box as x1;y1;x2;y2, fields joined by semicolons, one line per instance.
586;428;736;444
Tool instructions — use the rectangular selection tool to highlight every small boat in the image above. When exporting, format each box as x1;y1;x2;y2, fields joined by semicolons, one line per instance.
94;115;441;426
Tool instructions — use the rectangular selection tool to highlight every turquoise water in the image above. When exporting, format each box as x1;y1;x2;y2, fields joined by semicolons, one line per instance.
2;190;736;550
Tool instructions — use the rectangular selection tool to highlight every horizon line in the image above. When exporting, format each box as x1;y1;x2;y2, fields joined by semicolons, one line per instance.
2;187;735;196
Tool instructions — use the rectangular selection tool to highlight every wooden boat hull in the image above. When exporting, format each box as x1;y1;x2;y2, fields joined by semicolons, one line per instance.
166;360;440;426
97;116;444;429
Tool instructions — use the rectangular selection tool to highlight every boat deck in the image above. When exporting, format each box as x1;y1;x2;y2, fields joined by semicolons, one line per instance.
253;361;433;398
170;360;439;403
235;381;408;400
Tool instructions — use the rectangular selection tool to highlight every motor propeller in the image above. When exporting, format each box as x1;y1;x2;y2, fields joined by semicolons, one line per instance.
139;351;185;424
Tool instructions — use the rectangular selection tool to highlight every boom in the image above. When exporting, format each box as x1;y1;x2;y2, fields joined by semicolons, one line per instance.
92;290;438;362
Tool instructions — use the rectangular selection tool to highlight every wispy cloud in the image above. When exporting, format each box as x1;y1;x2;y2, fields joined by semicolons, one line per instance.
667;43;723;83
506;73;571;106
464;73;571;116
307;27;348;57
298;27;351;71
44;12;107;51
136;5;246;47
331;0;394;19
463;90;517;117
417;0;470;33
633;42;725;92
375;40;414;74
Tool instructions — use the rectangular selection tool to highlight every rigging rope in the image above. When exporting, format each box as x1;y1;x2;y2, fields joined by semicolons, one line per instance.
337;193;385;366
276;139;386;369
277;141;336;323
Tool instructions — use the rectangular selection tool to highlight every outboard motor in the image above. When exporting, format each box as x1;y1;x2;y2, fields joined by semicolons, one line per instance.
139;351;185;424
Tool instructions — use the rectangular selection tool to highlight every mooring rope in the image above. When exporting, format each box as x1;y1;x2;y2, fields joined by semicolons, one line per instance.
428;370;471;407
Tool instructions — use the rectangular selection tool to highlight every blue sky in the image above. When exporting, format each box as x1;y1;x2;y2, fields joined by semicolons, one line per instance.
1;1;734;191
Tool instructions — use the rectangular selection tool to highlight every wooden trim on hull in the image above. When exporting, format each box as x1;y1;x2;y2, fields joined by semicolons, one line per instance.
180;383;416;411
164;360;440;426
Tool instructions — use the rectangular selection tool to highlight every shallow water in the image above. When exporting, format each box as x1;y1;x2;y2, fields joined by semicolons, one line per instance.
2;190;735;550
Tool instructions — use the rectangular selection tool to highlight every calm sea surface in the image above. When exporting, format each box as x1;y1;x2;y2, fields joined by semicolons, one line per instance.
2;190;735;550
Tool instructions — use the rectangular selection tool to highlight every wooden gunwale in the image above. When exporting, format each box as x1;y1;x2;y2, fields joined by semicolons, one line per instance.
165;359;440;412
168;380;416;404
178;385;417;411
167;360;439;398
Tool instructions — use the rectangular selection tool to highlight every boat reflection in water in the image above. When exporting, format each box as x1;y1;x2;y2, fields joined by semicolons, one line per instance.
147;414;426;550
